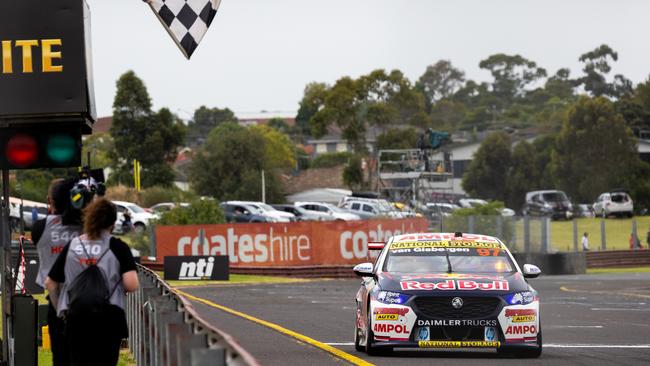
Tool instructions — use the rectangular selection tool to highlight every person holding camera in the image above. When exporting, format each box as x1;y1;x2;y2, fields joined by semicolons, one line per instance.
45;198;139;366
33;179;82;366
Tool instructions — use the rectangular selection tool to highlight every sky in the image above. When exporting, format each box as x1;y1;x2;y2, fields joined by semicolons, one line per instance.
87;0;650;119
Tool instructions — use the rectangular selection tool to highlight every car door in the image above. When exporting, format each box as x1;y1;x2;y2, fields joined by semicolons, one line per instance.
529;194;542;216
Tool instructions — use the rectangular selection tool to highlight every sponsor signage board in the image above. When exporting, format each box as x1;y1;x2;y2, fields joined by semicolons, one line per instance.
155;218;428;267
163;255;229;281
0;0;95;125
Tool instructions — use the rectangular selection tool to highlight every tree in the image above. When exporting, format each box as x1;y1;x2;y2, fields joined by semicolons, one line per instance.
462;132;511;201
249;124;296;170
82;132;114;169
189;123;284;202
295;82;328;139
578;44;632;98
551;96;639;202
110;71;186;187
479;54;547;103
544;68;577;100
267;118;290;134
343;155;364;190
187;106;236;146
376;128;419;150
507;141;538;210
416;60;466;111
309;69;427;151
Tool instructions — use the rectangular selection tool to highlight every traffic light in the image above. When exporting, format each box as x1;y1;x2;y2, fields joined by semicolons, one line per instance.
0;124;81;169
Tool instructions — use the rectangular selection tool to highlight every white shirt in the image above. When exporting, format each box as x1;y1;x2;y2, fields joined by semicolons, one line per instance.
582;236;589;250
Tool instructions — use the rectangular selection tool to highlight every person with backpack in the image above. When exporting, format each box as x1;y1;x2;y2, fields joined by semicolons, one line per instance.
32;179;82;366
45;198;139;366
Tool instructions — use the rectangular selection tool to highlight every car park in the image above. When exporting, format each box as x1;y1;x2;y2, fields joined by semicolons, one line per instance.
112;201;158;234
593;191;634;218
149;202;190;214
340;196;404;219
458;198;516;217
221;203;273;223
574;204;595;218
426;203;460;217
272;204;334;221
227;201;295;222
523;190;573;220
353;232;542;357
341;200;384;220
295;201;361;221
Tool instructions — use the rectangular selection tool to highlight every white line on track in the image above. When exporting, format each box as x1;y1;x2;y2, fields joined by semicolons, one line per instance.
323;342;650;349
591;308;650;311
554;325;604;328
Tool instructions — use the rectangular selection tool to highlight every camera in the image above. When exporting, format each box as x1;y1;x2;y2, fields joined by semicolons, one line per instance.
62;167;106;225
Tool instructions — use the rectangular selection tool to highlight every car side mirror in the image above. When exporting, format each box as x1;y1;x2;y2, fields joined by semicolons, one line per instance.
353;262;374;277
523;264;541;278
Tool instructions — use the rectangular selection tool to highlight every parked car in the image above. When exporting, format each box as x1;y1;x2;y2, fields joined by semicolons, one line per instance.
221;203;272;223
228;201;295;222
149;202;190;214
574;204;595;218
112;201;158;233
272;204;334;221
458;198;516;217
340;200;383;220
295;202;361;221
593;191;634;218
523;190;573;220
425;202;460;217
340;196;404;218
8;197;49;231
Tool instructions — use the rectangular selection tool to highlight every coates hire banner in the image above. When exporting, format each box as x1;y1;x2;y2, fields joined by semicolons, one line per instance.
156;218;428;267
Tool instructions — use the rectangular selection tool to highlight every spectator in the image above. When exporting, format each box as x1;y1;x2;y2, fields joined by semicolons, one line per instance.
629;233;642;250
581;232;589;251
32;179;82;366
646;228;650;249
45;199;139;366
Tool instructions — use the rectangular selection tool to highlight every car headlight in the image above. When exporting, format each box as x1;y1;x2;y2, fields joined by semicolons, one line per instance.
373;291;411;305
503;291;536;305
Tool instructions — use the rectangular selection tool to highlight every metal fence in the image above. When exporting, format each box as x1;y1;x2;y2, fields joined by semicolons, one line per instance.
127;264;258;366
429;214;647;253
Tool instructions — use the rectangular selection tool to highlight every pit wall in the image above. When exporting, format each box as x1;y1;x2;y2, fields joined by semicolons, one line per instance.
155;218;429;267
512;252;586;275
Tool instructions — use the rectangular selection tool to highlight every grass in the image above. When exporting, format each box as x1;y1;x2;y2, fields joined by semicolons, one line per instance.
38;348;135;366
506;216;650;252
159;272;316;287
587;266;650;274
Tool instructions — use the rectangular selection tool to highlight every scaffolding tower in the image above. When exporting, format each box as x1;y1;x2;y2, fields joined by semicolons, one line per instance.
377;148;454;204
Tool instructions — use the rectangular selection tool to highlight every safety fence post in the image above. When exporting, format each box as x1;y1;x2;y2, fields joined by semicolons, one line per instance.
572;218;578;252
600;218;607;251
523;216;530;254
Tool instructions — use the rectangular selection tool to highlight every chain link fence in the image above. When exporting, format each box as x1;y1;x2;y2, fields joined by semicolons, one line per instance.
429;214;647;253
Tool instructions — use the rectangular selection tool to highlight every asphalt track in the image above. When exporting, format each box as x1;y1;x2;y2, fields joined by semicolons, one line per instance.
180;273;650;365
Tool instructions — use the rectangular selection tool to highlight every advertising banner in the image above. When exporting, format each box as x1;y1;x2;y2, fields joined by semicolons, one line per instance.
156;218;429;267
163;255;229;281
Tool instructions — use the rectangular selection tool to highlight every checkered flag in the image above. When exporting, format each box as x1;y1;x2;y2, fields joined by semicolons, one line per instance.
146;0;221;59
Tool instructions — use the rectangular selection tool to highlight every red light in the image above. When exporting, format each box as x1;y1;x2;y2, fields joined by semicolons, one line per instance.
6;134;37;167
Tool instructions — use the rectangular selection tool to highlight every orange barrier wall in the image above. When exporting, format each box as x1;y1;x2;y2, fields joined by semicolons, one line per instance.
156;218;429;267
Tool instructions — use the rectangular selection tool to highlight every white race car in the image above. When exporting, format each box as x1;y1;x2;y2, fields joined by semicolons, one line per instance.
353;232;542;357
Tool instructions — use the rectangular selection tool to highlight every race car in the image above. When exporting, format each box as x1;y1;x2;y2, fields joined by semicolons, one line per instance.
353;232;542;357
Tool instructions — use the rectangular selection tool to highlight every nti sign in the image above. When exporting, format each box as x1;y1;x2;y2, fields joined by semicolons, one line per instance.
0;0;95;122
0;0;95;169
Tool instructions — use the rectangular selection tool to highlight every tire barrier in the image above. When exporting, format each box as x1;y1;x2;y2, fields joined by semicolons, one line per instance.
586;249;650;268
127;264;259;366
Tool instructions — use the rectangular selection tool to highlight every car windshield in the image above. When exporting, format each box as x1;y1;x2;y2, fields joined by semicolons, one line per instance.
542;192;567;202
383;241;515;274
127;204;145;213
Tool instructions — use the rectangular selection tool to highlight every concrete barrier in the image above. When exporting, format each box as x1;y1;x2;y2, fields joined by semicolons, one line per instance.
512;252;586;275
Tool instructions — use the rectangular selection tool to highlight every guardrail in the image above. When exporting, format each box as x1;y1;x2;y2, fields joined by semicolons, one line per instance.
127;264;259;366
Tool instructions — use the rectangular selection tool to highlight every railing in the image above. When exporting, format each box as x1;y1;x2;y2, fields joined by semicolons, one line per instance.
127;264;259;366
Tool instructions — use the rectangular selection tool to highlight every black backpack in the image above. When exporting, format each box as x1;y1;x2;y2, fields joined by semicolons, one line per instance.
66;240;119;318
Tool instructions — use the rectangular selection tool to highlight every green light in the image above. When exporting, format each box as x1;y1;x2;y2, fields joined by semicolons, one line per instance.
47;134;76;163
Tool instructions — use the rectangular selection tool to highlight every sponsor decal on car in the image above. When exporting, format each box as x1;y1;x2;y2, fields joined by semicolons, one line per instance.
390;241;503;250
370;303;417;341
417;319;498;327
418;340;500;348
400;279;509;291
498;303;539;342
401;273;505;281
396;233;499;242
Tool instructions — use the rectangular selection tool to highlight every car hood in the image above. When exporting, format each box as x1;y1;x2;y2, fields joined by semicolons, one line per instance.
377;271;528;294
